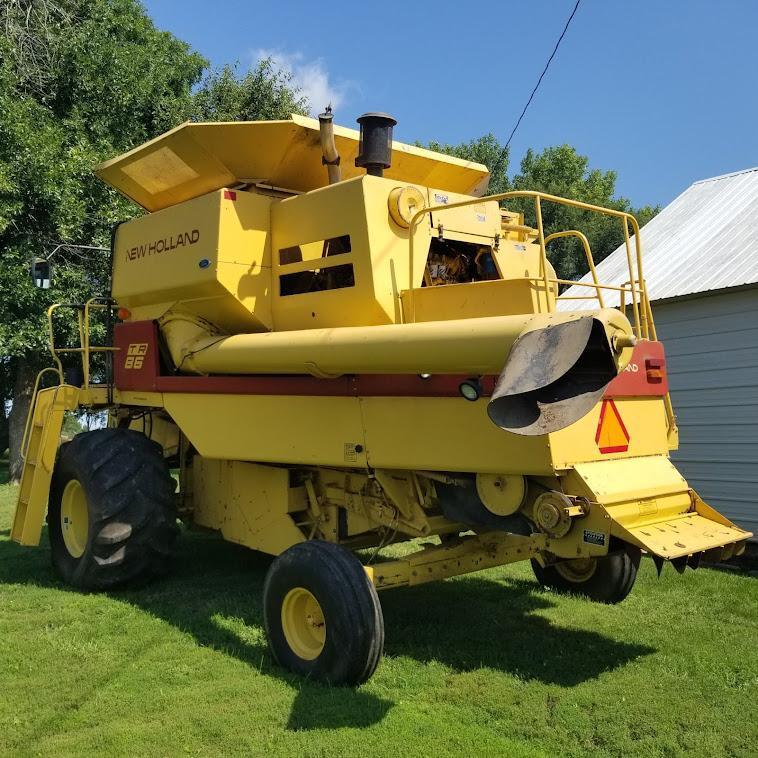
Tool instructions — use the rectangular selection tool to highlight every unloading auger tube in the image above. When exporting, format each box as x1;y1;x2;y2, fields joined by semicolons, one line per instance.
160;307;635;435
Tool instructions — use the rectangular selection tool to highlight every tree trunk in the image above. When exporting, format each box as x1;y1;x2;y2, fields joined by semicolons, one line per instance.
0;402;8;456
8;358;37;484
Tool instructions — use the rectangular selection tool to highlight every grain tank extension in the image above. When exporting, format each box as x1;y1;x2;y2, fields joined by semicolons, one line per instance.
12;112;751;685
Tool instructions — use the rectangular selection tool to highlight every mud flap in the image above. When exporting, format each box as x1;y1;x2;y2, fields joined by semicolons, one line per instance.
567;456;752;564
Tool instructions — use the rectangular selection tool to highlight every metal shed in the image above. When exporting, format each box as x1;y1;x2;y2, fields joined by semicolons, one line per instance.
562;167;758;537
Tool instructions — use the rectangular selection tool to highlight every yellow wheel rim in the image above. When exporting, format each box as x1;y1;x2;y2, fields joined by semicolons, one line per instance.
281;587;326;660
555;557;597;583
60;479;89;559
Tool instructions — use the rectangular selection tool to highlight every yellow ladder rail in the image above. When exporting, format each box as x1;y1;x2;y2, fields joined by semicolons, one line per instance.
12;384;81;546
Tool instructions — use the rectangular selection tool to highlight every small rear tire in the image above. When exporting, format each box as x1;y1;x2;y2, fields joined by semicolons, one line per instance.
531;546;641;604
49;428;178;590
263;541;384;685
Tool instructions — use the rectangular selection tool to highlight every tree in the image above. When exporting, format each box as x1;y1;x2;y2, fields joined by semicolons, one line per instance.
425;137;659;281
192;61;308;122
423;134;510;195
0;1;305;481
510;145;660;281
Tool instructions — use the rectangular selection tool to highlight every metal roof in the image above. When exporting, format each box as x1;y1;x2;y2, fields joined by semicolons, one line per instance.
560;166;758;308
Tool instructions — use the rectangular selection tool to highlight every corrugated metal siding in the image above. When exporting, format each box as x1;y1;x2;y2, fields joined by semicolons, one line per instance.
654;288;758;537
560;166;758;310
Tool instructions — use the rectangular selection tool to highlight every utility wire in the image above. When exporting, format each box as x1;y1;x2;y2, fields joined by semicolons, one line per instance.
491;0;582;177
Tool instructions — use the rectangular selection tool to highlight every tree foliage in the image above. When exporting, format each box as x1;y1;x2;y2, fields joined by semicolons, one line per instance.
427;136;659;281
0;0;305;470
424;134;509;195
192;61;308;122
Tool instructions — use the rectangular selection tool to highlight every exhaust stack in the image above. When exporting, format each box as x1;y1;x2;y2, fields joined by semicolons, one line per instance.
355;112;396;177
318;107;341;184
487;315;629;436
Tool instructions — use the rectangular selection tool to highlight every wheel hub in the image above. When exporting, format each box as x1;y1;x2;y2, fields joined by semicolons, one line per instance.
281;587;326;660
60;479;89;559
554;557;597;583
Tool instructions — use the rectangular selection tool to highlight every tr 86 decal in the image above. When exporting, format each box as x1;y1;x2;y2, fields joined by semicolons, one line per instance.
124;342;148;369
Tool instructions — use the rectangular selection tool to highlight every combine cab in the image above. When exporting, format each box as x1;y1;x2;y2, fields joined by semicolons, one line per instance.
13;111;751;685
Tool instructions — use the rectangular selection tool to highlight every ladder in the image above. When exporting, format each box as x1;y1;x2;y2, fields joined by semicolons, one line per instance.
11;382;80;546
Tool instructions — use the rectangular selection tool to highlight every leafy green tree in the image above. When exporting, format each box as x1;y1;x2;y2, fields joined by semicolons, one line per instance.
509;145;659;280
426;137;659;281
192;61;308;122
423;134;510;195
0;0;305;481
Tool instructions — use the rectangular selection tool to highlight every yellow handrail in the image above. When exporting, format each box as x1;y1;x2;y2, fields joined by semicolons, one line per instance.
407;189;652;339
47;298;118;390
83;297;119;388
544;230;605;308
20;367;63;461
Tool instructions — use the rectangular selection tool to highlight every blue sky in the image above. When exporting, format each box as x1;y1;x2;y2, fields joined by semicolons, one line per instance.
143;0;758;208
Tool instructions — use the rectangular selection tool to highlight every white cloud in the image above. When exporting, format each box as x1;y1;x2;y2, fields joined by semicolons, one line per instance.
254;48;353;115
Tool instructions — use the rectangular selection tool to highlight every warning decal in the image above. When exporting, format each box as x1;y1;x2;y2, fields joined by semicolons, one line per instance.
595;399;630;454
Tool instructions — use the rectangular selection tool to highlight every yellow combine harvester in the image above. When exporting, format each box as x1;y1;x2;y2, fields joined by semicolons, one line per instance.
13;111;751;684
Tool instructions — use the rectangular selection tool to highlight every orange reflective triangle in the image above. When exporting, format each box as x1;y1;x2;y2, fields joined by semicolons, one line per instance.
595;399;630;454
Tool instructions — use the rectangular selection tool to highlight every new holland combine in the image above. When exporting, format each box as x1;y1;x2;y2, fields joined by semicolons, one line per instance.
12;111;751;684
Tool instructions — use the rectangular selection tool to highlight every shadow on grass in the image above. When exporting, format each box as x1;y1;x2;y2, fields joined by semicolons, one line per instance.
380;578;654;686
0;524;655;729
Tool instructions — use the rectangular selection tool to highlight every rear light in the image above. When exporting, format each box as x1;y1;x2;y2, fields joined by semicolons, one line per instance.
645;358;664;383
117;307;131;320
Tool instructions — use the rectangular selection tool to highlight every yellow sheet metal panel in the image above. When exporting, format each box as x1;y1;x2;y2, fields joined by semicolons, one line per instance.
113;189;272;332
362;176;433;317
165;391;551;474
426;188;500;241
399;278;556;323
192;458;305;555
271;177;387;330
563;455;752;559
549;398;670;469
270;176;431;330
621;513;749;560
569;455;690;506
359;397;553;474
95;116;490;212
111;389;165;407
163;394;367;467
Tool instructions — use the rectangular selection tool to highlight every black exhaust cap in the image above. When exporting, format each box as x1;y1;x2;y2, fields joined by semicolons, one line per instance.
355;112;396;177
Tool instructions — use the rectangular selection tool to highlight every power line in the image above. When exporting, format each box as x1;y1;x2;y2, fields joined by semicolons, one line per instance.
491;0;582;177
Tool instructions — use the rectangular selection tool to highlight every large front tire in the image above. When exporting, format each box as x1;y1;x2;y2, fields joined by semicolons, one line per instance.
48;428;178;590
531;546;641;604
263;541;384;685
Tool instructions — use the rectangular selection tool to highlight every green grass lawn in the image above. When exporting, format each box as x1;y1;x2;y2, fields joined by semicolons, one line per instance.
0;464;756;757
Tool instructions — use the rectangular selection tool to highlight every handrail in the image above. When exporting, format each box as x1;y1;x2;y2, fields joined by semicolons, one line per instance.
531;277;643;298
544;230;605;308
407;190;651;339
47;298;118;391
20;367;63;461
83;297;118;388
